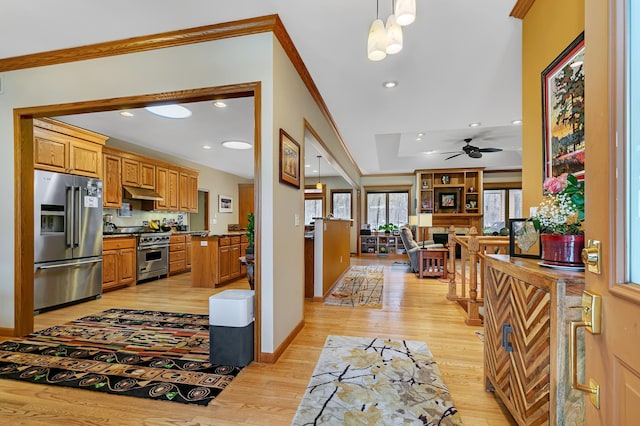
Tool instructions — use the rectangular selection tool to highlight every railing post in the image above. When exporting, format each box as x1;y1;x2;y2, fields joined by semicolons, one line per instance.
466;227;482;326
447;225;457;300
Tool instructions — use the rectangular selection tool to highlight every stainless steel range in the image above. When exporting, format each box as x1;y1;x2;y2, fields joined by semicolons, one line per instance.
137;232;170;281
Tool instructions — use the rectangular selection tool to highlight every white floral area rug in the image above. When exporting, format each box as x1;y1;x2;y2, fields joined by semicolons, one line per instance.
291;335;463;425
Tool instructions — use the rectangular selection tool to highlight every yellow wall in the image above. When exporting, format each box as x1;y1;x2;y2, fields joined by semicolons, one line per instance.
521;0;584;214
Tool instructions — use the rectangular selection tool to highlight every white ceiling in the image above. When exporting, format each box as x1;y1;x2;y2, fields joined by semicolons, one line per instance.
1;1;523;179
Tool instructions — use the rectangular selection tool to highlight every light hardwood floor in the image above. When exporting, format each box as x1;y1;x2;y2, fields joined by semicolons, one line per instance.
0;257;515;425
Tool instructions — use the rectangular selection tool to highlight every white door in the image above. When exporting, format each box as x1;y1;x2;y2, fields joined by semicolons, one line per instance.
583;1;640;424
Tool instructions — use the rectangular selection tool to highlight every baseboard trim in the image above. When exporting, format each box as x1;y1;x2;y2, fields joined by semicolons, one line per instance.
259;319;304;364
0;327;15;337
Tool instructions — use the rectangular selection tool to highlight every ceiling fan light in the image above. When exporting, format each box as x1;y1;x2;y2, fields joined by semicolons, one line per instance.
367;19;387;61
395;0;416;26
385;15;403;54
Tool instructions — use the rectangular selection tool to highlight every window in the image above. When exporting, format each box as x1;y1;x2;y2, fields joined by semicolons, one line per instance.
331;190;352;220
366;189;409;229
483;187;522;234
304;186;325;225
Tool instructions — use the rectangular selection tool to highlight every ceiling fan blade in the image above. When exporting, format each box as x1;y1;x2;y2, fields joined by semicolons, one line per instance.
478;147;503;153
440;151;463;155
445;153;464;160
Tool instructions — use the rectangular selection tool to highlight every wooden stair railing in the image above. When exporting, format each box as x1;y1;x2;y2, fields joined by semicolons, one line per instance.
446;225;509;326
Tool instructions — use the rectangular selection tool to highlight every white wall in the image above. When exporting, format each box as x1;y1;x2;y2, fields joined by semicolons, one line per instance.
0;34;283;343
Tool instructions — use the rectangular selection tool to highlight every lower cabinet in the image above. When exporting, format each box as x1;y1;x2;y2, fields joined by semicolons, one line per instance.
484;255;586;426
102;237;136;292
191;234;247;287
169;234;191;275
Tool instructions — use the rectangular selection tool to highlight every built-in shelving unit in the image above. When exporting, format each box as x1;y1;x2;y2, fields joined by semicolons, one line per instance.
359;234;405;257
416;168;484;229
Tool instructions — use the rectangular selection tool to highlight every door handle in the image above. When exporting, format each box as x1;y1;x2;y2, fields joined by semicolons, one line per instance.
501;323;513;352
569;290;601;409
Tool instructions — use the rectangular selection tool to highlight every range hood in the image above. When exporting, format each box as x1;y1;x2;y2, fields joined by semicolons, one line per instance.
122;185;164;201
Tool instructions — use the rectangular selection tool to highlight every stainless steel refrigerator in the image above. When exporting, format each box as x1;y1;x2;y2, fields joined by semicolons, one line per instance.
34;170;103;312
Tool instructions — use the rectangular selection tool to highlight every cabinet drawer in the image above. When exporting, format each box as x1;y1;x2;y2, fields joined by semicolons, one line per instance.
170;260;187;272
230;236;241;245
103;237;136;251
241;235;249;243
219;237;231;246
170;251;186;262
170;243;185;252
170;235;185;244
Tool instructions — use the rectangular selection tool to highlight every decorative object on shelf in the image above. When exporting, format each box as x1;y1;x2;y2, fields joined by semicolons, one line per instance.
530;173;585;266
245;212;254;260
279;128;301;188
367;0;416;62
508;218;541;259
441;175;450;184
469;200;477;208
218;194;233;213
418;213;432;248
542;32;585;183
422;180;429;189
468;186;475;193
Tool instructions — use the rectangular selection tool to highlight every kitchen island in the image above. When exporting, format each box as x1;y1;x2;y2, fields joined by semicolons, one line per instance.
191;233;249;287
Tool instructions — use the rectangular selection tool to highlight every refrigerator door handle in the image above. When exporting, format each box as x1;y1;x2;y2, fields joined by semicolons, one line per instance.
66;186;73;248
74;186;81;248
36;258;103;270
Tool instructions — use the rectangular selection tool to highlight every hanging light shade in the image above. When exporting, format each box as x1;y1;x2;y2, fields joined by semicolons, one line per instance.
367;18;387;61
385;14;403;54
395;0;416;26
316;155;323;189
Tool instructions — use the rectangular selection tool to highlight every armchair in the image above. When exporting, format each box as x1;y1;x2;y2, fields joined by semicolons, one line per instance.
399;226;442;273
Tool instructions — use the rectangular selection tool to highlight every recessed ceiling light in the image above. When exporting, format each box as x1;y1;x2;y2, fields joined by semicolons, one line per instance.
213;101;227;108
305;164;311;168
417;132;425;137
469;122;481;127
383;81;398;88
221;140;252;150
416;137;422;141
145;104;192;119
511;119;523;125
119;111;134;117
202;145;212;150
423;150;437;155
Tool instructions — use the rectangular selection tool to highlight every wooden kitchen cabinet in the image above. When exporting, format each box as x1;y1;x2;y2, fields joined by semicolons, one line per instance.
155;166;169;210
102;236;136;292
484;255;586;425
34;118;107;178
139;161;155;189
191;234;246;287
169;234;188;275
103;153;122;208
121;158;140;187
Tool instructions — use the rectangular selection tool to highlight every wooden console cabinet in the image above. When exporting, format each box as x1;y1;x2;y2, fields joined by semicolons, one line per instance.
102;236;136;292
484;255;586;425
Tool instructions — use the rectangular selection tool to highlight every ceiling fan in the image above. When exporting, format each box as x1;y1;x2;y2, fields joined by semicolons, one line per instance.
443;138;503;160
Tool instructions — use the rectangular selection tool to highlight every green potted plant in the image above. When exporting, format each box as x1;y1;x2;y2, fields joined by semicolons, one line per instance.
245;212;255;260
378;223;398;234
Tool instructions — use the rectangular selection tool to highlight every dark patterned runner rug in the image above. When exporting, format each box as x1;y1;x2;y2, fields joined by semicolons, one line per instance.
0;308;242;405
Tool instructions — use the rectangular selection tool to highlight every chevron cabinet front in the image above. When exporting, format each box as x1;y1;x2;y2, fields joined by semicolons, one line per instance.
484;256;586;426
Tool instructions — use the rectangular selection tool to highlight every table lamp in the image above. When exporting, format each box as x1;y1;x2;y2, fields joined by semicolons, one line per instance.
409;215;418;239
418;213;432;248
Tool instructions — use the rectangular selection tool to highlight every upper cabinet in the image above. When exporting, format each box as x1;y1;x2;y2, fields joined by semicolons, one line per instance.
416;167;484;229
103;146;197;212
33;118;107;178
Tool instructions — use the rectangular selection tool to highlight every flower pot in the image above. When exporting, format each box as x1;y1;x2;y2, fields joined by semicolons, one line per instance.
540;234;585;266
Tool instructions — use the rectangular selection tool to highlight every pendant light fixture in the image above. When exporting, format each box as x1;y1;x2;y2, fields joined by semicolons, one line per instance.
316;155;323;190
367;0;387;61
395;0;416;26
385;12;403;54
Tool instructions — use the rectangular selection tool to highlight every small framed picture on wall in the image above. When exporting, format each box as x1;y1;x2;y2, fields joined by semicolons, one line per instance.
218;195;233;213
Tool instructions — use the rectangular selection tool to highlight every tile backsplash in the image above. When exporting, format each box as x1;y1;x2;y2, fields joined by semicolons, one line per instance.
104;201;188;228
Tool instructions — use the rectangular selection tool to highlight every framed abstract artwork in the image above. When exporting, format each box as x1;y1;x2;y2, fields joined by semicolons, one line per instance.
542;32;585;184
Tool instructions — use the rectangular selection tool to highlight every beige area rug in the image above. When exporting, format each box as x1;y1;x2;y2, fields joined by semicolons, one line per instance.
292;335;463;425
323;265;384;308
